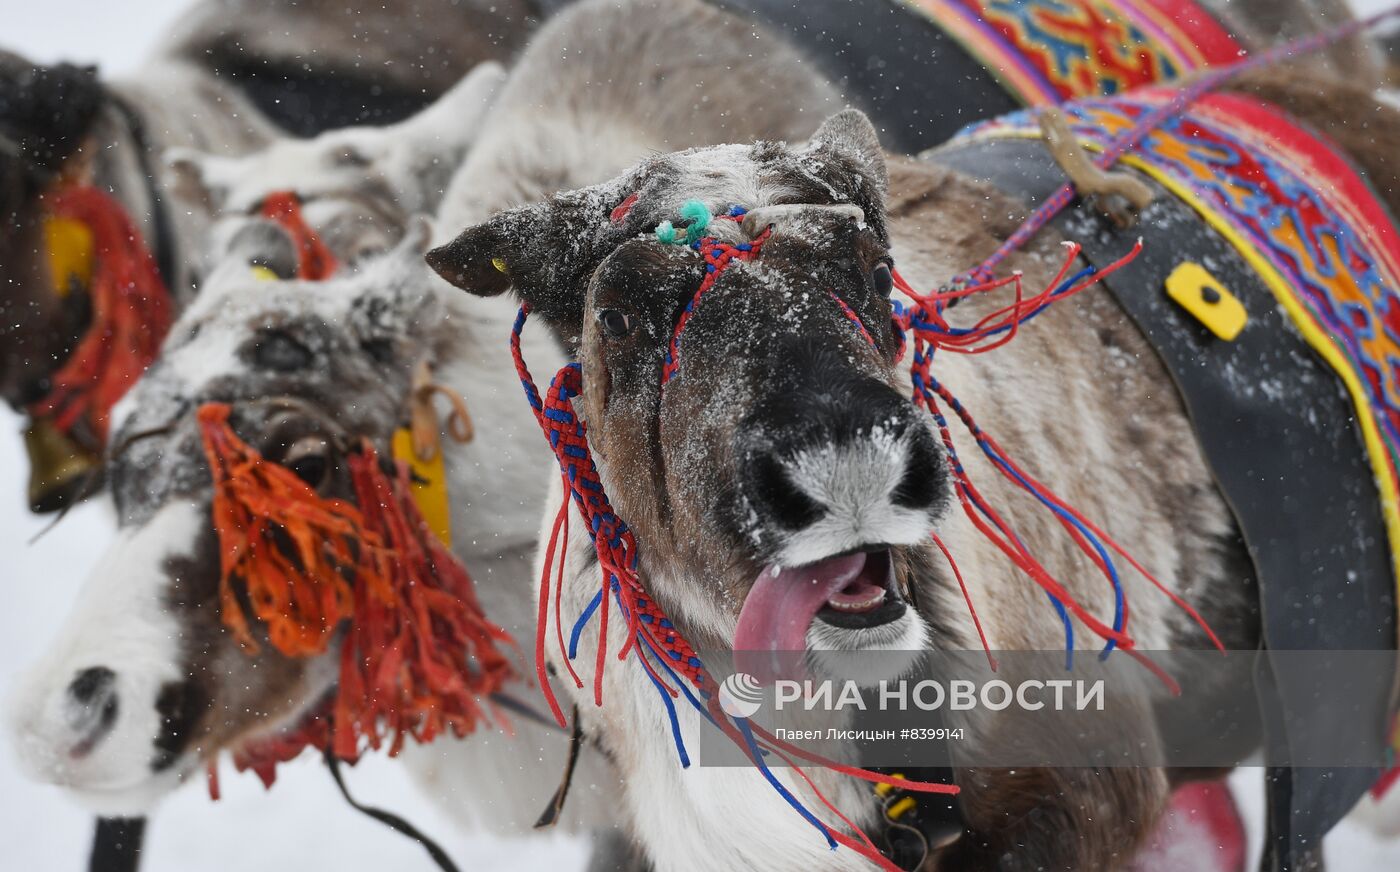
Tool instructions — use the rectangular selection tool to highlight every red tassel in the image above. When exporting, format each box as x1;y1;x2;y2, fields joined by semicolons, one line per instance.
230;706;334;790
197;403;359;656
260;191;337;280
28;186;172;445
338;442;515;758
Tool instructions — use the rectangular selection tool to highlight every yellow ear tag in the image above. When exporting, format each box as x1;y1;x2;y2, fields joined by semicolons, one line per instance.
1165;262;1247;341
249;265;279;282
44;216;95;298
491;257;508;273
392;427;452;547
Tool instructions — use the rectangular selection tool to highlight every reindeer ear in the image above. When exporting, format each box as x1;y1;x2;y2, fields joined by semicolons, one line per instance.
809;109;887;194
428;194;599;303
425;220;514;298
223;220;299;279
429;188;628;343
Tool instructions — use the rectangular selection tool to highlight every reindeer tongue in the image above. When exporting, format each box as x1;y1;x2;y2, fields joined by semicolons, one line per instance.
734;552;867;683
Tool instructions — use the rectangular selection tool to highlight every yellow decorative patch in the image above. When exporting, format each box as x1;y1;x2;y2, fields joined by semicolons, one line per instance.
392;427;452;547
1165;261;1246;341
44;216;94;298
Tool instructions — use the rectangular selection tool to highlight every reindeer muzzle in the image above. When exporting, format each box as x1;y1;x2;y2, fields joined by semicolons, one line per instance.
25;417;100;513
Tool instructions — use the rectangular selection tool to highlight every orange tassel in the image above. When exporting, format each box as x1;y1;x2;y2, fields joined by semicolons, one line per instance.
196;402;515;778
260;191;336;280
197;403;360;656
29;186;172;446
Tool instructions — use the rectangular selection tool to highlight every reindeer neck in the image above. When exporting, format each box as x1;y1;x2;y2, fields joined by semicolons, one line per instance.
431;287;566;567
541;481;879;872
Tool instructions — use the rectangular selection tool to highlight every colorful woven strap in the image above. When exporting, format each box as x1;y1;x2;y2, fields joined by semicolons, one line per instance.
900;0;1244;106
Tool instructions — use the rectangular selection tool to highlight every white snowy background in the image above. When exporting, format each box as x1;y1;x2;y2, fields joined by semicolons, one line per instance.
0;1;1398;870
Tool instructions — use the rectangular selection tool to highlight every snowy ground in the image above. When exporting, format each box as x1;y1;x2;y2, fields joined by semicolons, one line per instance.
1;1;1399;870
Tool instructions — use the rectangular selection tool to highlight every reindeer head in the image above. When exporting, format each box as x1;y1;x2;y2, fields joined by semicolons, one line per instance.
166;62;506;266
5;223;458;813
430;111;949;678
0;52;105;410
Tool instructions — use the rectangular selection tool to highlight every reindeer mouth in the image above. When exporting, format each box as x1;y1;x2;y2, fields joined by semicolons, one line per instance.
735;548;906;674
814;549;906;629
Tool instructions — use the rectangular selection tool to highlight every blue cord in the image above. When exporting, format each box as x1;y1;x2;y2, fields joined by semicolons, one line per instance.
568;589;604;660
734;718;837;850
635;638;691;767
984;446;1125;657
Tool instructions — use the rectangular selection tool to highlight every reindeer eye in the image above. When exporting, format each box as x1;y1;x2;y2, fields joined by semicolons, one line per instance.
872;263;894;296
598;309;632;338
281;436;333;489
251;330;313;372
332;146;371;168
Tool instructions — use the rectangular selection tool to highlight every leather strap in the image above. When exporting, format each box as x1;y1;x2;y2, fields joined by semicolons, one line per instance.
323;751;462;872
88;817;144;872
534;705;585;829
106;92;177;295
931;136;1397;868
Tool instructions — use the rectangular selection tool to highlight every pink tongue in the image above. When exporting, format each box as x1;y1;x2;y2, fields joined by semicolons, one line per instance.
734;552;867;683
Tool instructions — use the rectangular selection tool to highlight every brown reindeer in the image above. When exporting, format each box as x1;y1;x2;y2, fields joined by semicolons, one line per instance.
0;51;279;511
426;63;1400;870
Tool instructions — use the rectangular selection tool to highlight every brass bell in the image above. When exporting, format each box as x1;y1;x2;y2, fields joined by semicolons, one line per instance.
24;418;100;514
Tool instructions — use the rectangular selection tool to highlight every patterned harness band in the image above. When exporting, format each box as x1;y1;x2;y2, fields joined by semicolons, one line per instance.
904;0;1245;105
718;0;1245;154
508;187;1225;867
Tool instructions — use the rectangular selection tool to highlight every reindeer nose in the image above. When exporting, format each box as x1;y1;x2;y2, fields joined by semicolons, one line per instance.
744;448;830;531
735;361;944;553
64;666;119;756
740;414;942;527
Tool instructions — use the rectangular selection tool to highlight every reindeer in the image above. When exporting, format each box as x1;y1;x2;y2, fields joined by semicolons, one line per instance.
0;0;549;513
165;61;508;268
1;219;624;838
425;60;1400;870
